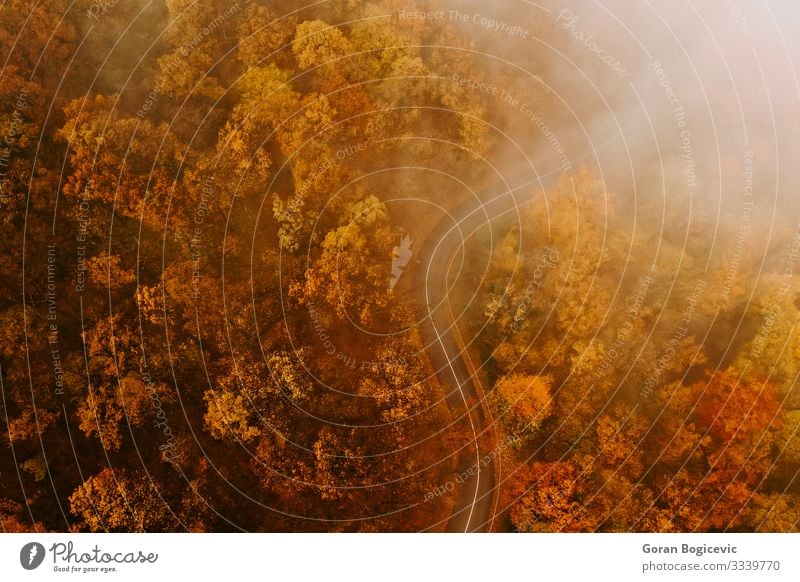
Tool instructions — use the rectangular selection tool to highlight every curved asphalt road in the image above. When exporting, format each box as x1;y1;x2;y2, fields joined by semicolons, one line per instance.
414;175;537;533
409;107;632;529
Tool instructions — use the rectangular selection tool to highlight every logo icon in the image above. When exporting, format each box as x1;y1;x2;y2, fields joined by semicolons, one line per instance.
390;235;413;290
20;542;46;570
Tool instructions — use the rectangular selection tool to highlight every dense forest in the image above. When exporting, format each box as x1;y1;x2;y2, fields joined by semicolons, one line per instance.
1;0;798;532
457;170;800;531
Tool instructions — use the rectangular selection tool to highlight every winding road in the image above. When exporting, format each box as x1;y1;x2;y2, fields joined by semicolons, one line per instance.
414;174;540;532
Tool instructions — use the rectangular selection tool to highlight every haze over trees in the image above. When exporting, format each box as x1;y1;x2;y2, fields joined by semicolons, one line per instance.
459;171;800;532
1;0;799;533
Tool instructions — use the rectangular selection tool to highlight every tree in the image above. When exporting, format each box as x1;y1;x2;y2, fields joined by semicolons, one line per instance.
236;5;297;68
86;252;136;291
6;409;60;444
57;95;188;229
0;498;47;532
77;373;169;451
642;370;782;531
204;389;260;443
490;374;553;443
301;195;394;325
69;468;176;531
747;493;800;532
293;21;352;70
510;461;597;532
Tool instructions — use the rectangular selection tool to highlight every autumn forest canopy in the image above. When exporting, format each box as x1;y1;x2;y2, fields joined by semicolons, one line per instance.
1;0;800;532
